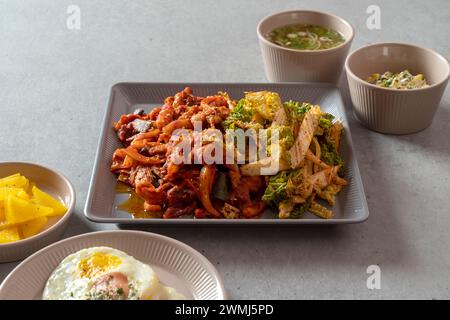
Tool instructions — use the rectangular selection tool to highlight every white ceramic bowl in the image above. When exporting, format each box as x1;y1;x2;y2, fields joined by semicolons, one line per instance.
0;230;226;300
0;162;75;262
257;10;354;83
345;42;450;134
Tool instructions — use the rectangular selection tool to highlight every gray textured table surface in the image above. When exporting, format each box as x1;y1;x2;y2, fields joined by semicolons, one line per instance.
1;0;449;299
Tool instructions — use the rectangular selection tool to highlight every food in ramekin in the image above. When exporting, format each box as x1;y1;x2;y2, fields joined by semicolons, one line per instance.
345;42;450;134
257;10;354;82
42;246;185;300
0;173;67;243
366;70;429;89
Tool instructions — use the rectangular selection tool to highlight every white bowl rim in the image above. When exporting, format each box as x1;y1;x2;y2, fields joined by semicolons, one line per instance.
0;230;228;300
345;41;450;92
0;161;76;247
257;9;355;54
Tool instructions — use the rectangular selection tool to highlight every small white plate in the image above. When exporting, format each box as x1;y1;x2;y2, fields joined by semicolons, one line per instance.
0;230;226;300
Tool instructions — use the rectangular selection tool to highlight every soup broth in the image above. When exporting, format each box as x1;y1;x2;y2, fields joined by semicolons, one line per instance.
267;24;345;50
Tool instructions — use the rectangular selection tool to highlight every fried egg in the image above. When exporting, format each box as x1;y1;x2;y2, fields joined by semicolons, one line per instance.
42;247;185;300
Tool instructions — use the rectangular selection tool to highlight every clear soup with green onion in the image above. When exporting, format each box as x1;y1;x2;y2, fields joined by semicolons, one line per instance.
267;24;345;50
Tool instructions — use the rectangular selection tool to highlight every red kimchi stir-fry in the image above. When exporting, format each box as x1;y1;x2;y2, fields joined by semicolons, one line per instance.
111;87;267;219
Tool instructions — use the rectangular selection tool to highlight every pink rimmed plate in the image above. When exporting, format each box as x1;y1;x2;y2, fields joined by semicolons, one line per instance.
0;230;226;300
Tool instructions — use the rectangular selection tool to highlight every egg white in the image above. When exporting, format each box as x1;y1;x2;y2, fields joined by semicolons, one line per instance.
42;246;185;300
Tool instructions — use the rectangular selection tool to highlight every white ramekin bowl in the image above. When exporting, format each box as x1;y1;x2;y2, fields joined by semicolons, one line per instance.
345;42;449;134
257;10;354;83
0;162;75;263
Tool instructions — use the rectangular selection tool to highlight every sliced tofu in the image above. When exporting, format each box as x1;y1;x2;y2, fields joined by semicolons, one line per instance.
272;107;289;126
289;106;322;169
241;157;290;176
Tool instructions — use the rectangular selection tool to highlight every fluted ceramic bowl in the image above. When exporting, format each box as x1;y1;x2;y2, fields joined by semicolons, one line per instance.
257;10;354;83
345;42;450;134
0;162;75;262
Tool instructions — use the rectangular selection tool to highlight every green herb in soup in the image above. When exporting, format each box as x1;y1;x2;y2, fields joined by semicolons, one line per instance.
366;70;429;90
267;24;345;50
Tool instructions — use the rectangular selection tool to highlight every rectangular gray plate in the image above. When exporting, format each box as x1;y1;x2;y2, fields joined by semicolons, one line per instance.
85;83;369;225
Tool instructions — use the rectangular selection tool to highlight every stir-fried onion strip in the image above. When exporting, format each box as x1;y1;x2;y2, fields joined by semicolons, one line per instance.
199;165;221;217
122;147;166;165
131;129;160;141
305;149;330;169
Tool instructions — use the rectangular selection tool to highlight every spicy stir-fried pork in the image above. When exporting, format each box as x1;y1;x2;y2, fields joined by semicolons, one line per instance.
111;87;267;219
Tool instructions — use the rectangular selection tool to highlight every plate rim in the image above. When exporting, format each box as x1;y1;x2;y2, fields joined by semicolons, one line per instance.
0;230;227;300
84;82;369;224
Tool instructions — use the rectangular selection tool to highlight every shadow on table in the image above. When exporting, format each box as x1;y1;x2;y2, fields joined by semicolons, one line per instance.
387;104;450;157
118;159;412;269
63;208;116;239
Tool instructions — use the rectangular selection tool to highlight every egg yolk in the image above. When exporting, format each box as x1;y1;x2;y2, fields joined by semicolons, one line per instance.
78;252;122;279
